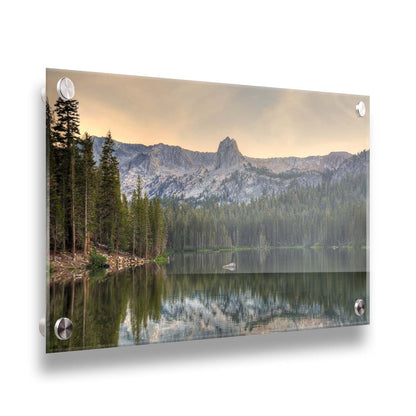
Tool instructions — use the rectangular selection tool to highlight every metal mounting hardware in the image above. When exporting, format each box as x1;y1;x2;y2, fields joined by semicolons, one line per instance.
354;299;365;316
54;317;73;340
356;101;366;117
39;317;46;337
57;77;75;101
40;87;46;103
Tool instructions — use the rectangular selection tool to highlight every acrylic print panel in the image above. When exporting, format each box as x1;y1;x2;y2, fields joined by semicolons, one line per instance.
45;69;369;353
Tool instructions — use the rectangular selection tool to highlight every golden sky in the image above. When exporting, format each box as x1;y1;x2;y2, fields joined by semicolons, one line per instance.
46;68;369;158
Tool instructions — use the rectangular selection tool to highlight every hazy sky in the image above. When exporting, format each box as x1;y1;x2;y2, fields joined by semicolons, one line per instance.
46;68;369;158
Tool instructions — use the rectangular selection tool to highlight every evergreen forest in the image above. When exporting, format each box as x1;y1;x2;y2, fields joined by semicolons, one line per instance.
47;98;167;260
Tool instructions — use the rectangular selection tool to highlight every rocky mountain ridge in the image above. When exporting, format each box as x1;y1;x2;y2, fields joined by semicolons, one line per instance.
92;136;368;203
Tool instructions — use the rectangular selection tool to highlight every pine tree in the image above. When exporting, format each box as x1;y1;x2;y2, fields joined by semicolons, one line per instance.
98;131;122;251
119;194;130;252
79;133;96;256
142;192;151;258
130;176;143;257
47;99;63;258
130;189;138;257
53;98;80;259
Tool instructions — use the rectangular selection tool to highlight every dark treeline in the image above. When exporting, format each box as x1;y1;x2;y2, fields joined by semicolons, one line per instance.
164;169;367;251
47;98;167;260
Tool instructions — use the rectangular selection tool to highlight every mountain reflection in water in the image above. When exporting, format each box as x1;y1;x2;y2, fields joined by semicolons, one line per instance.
47;248;368;353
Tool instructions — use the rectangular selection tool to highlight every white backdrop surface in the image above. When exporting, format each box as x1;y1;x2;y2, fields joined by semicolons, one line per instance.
1;1;415;415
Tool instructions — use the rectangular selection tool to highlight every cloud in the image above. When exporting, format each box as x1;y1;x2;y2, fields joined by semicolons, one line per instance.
47;68;369;157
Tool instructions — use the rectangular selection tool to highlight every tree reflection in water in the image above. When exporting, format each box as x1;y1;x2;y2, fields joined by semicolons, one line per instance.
47;256;368;353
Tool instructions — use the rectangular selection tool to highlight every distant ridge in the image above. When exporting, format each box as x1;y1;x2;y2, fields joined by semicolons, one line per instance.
92;136;367;203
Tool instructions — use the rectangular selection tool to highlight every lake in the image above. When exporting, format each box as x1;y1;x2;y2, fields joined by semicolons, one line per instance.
47;248;369;352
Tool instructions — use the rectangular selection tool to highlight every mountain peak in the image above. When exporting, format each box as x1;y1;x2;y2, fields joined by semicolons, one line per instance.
215;137;243;169
220;136;237;146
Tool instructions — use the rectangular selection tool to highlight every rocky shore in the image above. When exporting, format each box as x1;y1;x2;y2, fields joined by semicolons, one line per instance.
49;248;147;283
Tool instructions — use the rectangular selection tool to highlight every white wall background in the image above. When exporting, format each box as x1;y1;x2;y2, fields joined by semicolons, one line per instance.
1;1;415;414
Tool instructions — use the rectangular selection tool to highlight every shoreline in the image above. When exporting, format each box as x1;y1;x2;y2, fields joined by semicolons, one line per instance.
49;245;367;283
49;248;158;283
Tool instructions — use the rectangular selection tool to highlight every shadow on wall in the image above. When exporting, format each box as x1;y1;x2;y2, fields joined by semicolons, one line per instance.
39;325;367;373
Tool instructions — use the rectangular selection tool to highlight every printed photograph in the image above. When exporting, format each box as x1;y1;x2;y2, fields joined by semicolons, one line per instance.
46;69;369;352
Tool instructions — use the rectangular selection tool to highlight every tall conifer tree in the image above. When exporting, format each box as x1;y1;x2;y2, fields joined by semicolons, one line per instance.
53;98;80;259
79;133;96;256
98;131;122;251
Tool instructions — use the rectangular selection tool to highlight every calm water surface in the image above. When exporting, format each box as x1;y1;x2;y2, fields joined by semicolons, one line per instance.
47;248;369;352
